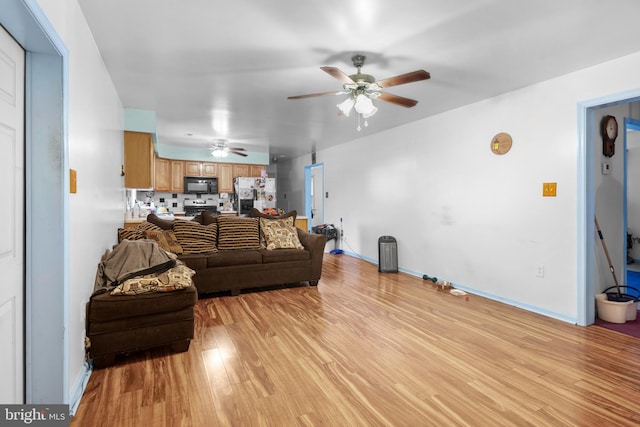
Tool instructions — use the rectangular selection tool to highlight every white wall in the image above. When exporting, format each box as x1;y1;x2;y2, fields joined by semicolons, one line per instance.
36;0;124;405
288;52;640;323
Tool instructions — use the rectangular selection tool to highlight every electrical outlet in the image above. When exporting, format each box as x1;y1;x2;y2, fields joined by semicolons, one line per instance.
536;264;545;278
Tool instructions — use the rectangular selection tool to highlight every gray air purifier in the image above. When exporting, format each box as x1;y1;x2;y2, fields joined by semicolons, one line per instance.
378;236;398;273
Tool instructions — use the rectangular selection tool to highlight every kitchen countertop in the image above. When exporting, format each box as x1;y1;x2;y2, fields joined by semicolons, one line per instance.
124;214;195;223
125;211;300;223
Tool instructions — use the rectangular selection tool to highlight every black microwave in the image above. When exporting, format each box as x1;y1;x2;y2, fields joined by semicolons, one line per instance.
184;176;218;194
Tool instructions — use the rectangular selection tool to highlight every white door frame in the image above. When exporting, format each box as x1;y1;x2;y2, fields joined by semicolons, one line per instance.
622;118;640;291
0;20;25;405
304;162;324;232
1;0;69;403
578;90;640;326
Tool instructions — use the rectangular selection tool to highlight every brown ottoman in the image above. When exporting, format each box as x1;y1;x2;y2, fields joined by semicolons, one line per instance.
86;285;197;368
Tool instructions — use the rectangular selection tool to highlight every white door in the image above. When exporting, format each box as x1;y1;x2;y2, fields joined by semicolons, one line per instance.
0;24;25;404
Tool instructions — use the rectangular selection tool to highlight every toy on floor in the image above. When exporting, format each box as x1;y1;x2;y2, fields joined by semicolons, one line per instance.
435;280;453;289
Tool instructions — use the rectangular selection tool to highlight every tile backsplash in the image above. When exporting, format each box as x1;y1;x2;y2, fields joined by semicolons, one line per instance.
126;189;232;214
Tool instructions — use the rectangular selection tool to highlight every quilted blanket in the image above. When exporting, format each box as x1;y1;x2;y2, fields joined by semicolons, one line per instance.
93;239;177;294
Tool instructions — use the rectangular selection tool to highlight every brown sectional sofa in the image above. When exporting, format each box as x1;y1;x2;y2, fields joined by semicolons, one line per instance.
126;209;327;296
87;284;197;368
86;210;326;368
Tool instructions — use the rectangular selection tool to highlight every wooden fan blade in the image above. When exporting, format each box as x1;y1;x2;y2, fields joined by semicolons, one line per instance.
230;151;248;157
228;147;246;151
288;91;342;100
321;66;355;85
378;92;419;108
376;70;430;88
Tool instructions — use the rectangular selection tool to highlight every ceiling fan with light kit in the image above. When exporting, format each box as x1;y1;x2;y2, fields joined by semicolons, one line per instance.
288;54;430;130
210;139;247;158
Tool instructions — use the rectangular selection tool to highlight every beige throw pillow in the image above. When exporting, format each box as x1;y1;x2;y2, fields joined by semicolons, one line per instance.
260;217;304;250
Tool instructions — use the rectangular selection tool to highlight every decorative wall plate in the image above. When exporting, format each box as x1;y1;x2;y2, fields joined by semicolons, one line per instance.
491;132;512;155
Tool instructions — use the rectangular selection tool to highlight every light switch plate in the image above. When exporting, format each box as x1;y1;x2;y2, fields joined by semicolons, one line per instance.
601;162;611;175
69;169;77;194
543;182;557;197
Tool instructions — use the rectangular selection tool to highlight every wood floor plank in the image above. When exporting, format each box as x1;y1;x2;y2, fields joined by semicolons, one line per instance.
71;254;640;426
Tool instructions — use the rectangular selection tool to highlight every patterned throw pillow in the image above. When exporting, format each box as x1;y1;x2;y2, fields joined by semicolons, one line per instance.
136;221;163;232
249;208;297;248
260;217;304;250
143;229;183;254
110;264;195;295
118;227;142;242
217;216;260;250
173;219;218;254
118;221;163;242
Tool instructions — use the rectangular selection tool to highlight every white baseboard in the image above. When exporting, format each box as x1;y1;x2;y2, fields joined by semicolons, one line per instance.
69;360;92;417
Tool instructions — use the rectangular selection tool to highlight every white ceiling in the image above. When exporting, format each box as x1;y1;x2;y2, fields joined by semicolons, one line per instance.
78;0;640;160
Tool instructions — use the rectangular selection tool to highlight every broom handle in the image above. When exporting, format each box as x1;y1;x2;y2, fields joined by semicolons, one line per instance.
594;216;622;294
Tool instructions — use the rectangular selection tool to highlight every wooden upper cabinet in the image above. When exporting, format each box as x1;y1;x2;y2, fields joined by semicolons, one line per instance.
185;161;217;177
124;131;155;188
232;164;249;178
170;160;185;192
150;157;265;194
154;158;184;192
230;163;266;178
184;161;201;176
154;158;171;192
218;164;233;193
202;162;217;177
250;165;265;177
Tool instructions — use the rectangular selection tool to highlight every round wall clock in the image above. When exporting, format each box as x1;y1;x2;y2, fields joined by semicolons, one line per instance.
601;115;617;158
491;132;512;155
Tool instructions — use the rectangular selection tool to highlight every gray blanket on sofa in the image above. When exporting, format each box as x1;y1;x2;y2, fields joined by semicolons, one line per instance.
93;239;177;295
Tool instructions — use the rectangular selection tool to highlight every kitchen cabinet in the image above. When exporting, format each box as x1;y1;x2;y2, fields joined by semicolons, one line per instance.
218;164;233;193
124;131;155;188
150;156;266;194
232;163;249;178
155;158;184;192
170;160;185;192
185;161;217;177
231;163;266;178
250;165;265;177
154;158;171;192
184;161;201;176
202;162;217;177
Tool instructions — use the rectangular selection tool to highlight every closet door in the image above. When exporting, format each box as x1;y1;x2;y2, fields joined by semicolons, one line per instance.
0;23;25;404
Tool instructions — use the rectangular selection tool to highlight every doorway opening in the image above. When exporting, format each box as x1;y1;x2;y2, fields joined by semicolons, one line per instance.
304;163;324;232
624;118;640;284
580;91;640;327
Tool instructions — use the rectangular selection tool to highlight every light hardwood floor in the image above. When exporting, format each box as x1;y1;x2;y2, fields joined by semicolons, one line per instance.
71;255;640;426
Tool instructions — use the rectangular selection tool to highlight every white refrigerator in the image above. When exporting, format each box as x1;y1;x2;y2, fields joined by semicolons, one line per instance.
234;177;276;213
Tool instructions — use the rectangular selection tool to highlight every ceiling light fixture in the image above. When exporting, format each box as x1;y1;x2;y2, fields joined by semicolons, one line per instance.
335;55;381;131
337;91;379;131
211;146;229;158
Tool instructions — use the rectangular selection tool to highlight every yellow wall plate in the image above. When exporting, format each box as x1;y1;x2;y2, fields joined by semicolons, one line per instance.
70;169;77;194
543;182;557;197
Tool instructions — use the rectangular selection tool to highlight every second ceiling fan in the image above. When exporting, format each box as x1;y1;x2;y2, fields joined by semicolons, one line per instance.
210;139;247;158
288;54;430;130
